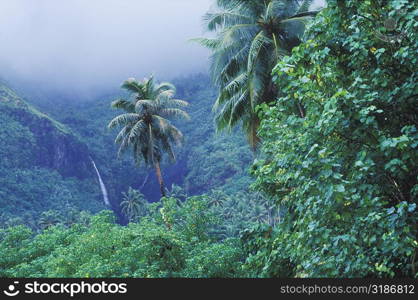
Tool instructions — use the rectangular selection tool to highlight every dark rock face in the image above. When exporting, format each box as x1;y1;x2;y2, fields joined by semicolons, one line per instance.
26;114;92;178
0;83;93;179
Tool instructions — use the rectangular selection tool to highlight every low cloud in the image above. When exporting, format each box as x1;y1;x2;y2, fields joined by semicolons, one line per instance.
0;0;211;96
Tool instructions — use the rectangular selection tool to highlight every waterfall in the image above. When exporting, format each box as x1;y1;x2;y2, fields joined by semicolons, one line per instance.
90;158;110;207
139;173;150;191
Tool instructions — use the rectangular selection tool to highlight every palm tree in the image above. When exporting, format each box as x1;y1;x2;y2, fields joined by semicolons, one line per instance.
108;76;190;197
120;187;148;222
38;210;61;230
169;184;187;203
208;189;228;207
195;0;318;149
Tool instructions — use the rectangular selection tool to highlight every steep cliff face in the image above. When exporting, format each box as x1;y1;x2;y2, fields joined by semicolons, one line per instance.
0;83;92;178
0;82;104;226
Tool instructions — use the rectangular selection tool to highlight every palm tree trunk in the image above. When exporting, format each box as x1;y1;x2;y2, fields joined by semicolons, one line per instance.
154;161;166;198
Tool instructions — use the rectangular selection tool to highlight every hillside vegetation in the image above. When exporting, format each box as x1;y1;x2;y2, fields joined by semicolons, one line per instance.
0;81;104;228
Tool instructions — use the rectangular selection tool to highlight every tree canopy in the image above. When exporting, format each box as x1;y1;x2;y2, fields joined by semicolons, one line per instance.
251;0;417;277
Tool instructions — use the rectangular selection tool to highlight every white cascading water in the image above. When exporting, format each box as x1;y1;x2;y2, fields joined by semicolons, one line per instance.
90;158;110;207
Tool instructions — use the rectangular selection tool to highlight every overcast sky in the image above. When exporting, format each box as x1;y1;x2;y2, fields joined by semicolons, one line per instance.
0;0;212;96
0;0;325;98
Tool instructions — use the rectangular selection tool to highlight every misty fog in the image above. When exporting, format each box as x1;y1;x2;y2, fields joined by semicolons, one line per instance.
0;0;212;97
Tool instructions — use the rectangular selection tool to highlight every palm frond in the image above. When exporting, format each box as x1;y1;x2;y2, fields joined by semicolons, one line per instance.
156;89;175;102
190;37;221;50
265;0;285;19
215;72;248;109
160;137;176;162
135;99;159;114
115;126;130;144
108;113;139;129
204;11;252;31
167;125;184;145
168;99;189;108
111;99;135;112
145;76;155;98
155;82;176;95
297;0;315;13
121;79;143;94
117;135;130;158
218;24;258;50
281;10;320;24
128;120;147;143
159;108;190;120
215;88;249;131
247;31;270;74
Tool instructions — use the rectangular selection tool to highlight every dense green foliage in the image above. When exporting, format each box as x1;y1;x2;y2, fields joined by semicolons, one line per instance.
0;168;102;229
0;84;103;227
251;0;417;277
0;192;274;278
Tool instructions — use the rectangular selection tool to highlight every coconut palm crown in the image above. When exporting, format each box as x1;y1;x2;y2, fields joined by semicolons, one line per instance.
120;187;148;222
195;0;318;149
108;76;190;197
